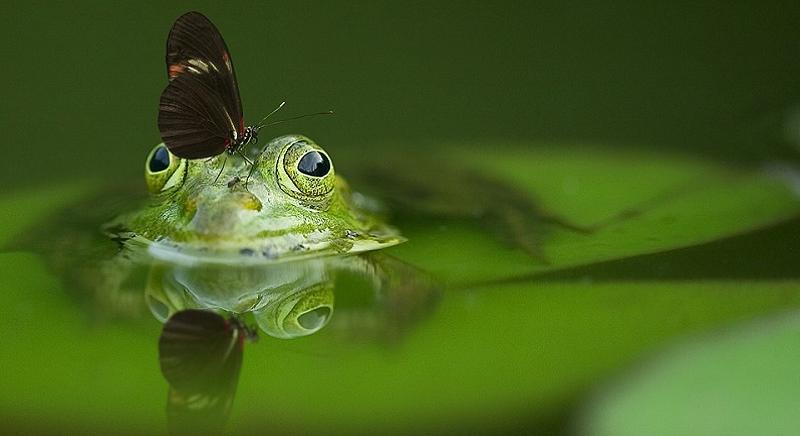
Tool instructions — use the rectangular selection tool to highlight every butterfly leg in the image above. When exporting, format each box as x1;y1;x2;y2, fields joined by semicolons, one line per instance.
213;155;228;184
244;154;262;190
236;149;254;166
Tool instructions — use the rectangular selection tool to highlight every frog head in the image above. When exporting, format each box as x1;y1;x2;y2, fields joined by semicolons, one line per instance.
120;135;402;264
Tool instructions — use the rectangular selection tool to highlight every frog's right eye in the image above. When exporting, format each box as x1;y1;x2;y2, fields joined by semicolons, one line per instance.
148;146;170;172
145;144;185;193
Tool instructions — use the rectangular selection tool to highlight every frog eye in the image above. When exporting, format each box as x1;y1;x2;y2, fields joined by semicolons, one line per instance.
278;140;335;200
148;146;171;172
145;143;186;193
297;151;331;177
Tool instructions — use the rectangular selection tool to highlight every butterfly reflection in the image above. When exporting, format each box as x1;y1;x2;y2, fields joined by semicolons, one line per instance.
158;309;257;436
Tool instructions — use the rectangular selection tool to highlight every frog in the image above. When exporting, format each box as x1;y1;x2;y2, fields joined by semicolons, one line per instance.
64;134;436;340
105;134;405;264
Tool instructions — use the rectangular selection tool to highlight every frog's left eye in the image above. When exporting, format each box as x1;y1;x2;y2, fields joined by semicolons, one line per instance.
145;143;185;193
278;140;335;201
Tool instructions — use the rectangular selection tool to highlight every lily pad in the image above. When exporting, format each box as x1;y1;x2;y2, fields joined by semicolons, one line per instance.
381;143;800;285
577;310;800;436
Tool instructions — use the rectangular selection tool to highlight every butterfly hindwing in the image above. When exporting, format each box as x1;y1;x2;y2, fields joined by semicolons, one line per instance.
159;72;239;159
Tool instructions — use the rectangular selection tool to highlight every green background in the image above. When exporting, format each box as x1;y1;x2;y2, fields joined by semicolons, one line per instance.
2;1;800;435
2;1;800;187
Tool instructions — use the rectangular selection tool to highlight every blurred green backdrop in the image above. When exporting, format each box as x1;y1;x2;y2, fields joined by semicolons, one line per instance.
1;0;800;191
2;2;800;435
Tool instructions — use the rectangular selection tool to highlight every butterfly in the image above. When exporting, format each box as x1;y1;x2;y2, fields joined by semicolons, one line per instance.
158;12;288;162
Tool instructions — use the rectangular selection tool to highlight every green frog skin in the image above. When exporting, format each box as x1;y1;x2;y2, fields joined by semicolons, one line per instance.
109;134;403;265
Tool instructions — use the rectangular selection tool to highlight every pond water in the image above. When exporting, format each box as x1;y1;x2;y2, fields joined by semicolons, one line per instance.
2;142;799;435
2;2;800;435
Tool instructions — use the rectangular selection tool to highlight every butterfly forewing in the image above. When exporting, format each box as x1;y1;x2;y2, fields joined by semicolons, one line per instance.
165;11;242;117
159;12;244;159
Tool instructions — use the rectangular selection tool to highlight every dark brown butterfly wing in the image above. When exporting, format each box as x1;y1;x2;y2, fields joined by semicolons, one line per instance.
158;12;244;159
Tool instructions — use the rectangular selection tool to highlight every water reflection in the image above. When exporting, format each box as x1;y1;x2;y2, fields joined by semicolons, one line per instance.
158;310;257;436
145;253;438;340
145;252;438;434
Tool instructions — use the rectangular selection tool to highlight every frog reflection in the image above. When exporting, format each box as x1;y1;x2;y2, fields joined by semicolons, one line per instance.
151;254;437;435
145;253;437;341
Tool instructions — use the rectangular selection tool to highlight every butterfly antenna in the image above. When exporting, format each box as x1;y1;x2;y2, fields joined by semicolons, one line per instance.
257;110;335;130
253;101;286;129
